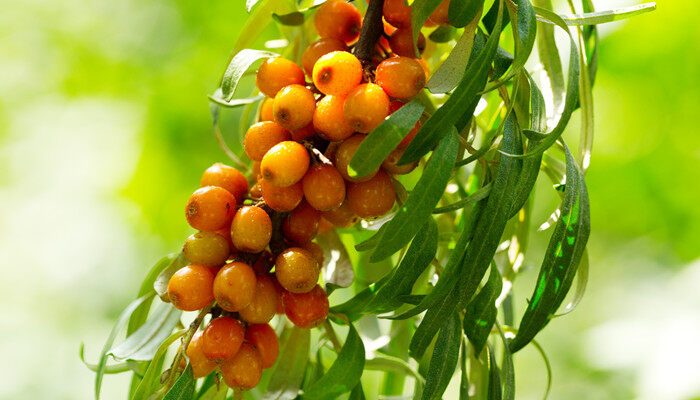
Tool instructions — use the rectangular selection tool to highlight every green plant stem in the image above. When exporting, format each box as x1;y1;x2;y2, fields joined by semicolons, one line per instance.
162;304;212;391
322;319;343;353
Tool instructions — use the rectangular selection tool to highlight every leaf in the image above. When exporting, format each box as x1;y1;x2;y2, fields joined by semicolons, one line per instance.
316;231;354;288
272;5;321;26
348;383;366;400
208;91;264;108
494;322;515;400
246;0;262;12
533;0;565;114
303;324;365;400
234;0;290;55
163;365;195;400
427;20;482;94
264;327;310;400
433;183;492;214
365;354;425;386
509;143;590;353
448;0;485;28
153;252;189;302
221;49;279;101
330;275;392;322
421;312;461;400
537;2;656;26
463;265;502;355
109;303;182;361
128;253;179;335
79;343;132;374
130;330;186;400
348;100;424;178
410;0;445;57
486;344;501;400
553;249;589;317
459;341;470;400
428;26;457;43
485;0;536;87
366;130;459;262
198;382;228;400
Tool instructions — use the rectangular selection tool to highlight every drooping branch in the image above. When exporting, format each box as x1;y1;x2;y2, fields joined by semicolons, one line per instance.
353;0;386;62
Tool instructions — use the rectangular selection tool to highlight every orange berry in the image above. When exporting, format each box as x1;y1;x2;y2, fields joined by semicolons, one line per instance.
300;241;325;266
183;231;231;267
428;0;451;26
245;324;279;369
259;97;274;121
383;147;418;175
313;95;354;141
221;342;263;391
239;274;279;324
273;84;316;131
318;217;335;233
244;121;291;162
291;122;317;142
314;0;362;44
302;38;349;76
389;28;426;57
335;134;378;182
271;276;286;314
231;206;272;253
376;57;426;99
168;265;215;311
202;316;244;362
213;262;257;312
185;186;236;232
343;83;390;133
249;182;262;199
260;141;310;188
252;250;274;275
200;163;249;202
282;285;329;329
302;164;346;211
347;169;396;218
312;51;362;96
255;57;305;98
214;222;234;250
283;201;321;244
186;331;217;378
275;247;320;293
260;180;303;212
322;199;359;228
383;0;412;28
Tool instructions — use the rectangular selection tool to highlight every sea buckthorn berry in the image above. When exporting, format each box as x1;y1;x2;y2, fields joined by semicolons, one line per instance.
221;342;263;391
275;247;320;293
231;206;272;253
168;265;215;311
271;276;286;314
186;331;217;378
239;274;279;324
260;180;303;212
245;324;279;369
183;231;230;267
244;121;291;162
215;223;234;249
213;262;257;312
200;163;249;202
250;182;262;199
343;83;390;133
302;38;349;76
428;0;451;26
282;285;329;329
335;134;379;182
291;123;316;142
301;241;325;266
185;186;235;232
314;0;362;44
260;97;274;121
318;217;334;234
273;84;316;131
383;147;418;175
347;169;396;218
202;316;244;362
260;141;310;188
389;28;426;57
302;164;346;211
252;250;274;275
376;57;427;99
283;201;321;244
313;95;354;141
322;199;359;228
383;0;412;28
312;51;362;96
255;57;305;98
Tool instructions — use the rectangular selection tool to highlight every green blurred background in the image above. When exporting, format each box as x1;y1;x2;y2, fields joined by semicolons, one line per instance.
0;0;697;399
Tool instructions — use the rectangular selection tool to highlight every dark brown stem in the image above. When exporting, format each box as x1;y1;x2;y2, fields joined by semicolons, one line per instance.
352;0;386;63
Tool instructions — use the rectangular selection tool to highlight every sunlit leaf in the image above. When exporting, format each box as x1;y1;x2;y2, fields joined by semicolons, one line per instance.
316;231;354;288
264;327;310;400
427;23;483;94
463;265;502;355
109;303;181;361
421;312;461;400
220;49;278;101
130;330;186;400
163;365;195;400
448;0;485;28
153;252;189;302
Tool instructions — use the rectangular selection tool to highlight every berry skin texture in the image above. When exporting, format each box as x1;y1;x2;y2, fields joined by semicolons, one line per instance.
259;97;274;121
213;262;257;312
221;342;263;391
186;331;217;378
322;199;359;228
376;57;427;99
273;84;316;131
312;51;363;96
302;164;346;211
200;163;249;203
313;95;354;141
231;206;272;253
314;0;362;44
389;28;426;57
283;201;321;244
318;217;334;234
335;134;379;182
343;83;390;133
275;247;320;293
300;241;325;266
244;121;291;162
383;0;412;28
260;141;310;188
260;180;303;212
202;317;244;362
428;0;451;26
168;265;215;311
282;285;330;329
302;38;348;76
291;123;316;142
183;231;231;267
245;324;279;369
347;169;396;218
185;186;236;232
255;57;305;98
239;274;279;324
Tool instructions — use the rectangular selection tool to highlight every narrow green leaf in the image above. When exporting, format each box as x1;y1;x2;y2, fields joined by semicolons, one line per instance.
348;383;366;400
428;26;457;43
316;231;354;288
494;322;515;400
264;327;310;400
163;365;195;400
421;312;461;400
221;49;278;101
530;340;552;400
410;0;444;57
272;5;321;26
366;354;425;386
486;344;502;400
537;2;656;26
153;252;188;302
433;183;492;214
128;253;179;335
553;249;589;318
109;303;182;361
349;100;424;178
463;265;502;355
427;21;482;94
303;324;365;400
234;0;290;54
486;0;536;87
246;0;262;12
330;275;392;322
79;344;132;374
448;0;485;28
198;382;228;400
459;341;470;400
533;0;565;113
208;92;264;108
130;330;186;400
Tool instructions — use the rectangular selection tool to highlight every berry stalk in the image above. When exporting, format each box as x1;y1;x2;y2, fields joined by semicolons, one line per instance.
353;0;386;62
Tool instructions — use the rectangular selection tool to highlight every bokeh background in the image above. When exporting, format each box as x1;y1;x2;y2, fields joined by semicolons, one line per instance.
0;0;697;399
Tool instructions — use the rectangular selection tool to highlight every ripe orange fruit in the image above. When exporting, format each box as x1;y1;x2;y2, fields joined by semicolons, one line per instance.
283;201;321;244
375;57;427;99
244;121;291;162
239;274;279;324
245;324;279;369
185;186;236;232
312;51;362;96
343;83;390;133
282;285;330;329
202;316;244;362
186;331;217;378
255;57;305;98
260;180;304;212
302;38;349;76
231;206;272;253
322;199;359;228
313;95;355;141
213;262;257;312
260;141;310;188
168;265;215;311
389;28;426;57
200;163;249;202
314;0;362;44
275;247;320;294
273;84;316;131
221;342;263;391
183;231;230;267
383;0;412;28
347;169;396;218
334;134;379;182
302;164;346;211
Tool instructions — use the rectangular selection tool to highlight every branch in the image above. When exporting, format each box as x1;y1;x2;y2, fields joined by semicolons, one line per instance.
353;0;386;62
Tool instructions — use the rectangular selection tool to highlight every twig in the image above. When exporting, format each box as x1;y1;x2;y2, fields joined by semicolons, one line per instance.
162;304;213;390
322;319;343;353
353;0;386;63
